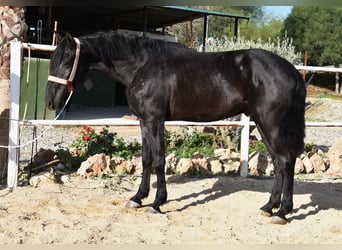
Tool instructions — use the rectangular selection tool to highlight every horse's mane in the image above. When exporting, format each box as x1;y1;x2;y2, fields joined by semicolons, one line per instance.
79;31;194;67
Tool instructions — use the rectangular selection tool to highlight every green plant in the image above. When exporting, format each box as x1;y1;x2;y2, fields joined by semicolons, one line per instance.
198;35;302;64
303;143;319;154
316;93;329;99
70;126;141;160
249;141;267;154
165;127;229;158
70;126;115;158
111;137;142;159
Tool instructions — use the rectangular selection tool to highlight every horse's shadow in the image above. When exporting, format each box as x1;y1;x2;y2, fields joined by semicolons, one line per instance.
152;175;342;222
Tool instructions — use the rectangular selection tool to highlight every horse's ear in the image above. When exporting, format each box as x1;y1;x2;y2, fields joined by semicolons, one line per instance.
64;32;74;45
55;32;62;44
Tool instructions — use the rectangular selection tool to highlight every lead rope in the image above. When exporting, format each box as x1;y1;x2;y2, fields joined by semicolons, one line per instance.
0;90;74;149
0;37;80;149
19;46;31;138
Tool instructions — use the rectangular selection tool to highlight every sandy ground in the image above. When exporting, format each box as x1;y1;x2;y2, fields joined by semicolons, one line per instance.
1;96;342;244
1;173;342;244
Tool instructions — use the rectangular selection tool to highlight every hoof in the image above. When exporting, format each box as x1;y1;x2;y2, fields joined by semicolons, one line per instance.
125;200;141;209
260;209;272;217
145;206;161;214
271;216;287;225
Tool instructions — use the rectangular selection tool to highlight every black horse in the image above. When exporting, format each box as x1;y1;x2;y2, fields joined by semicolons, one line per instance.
45;31;306;224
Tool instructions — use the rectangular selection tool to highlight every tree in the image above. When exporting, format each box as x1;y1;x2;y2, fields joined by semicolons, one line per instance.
170;6;285;47
0;6;27;183
283;6;342;66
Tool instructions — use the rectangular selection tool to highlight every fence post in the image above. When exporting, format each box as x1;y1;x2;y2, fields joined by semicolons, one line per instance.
240;114;250;177
7;40;22;188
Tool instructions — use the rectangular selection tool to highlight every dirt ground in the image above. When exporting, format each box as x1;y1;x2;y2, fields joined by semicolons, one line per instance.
0;174;342;244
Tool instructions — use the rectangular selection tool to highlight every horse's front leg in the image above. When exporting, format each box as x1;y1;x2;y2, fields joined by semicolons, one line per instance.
126;120;167;213
126;120;153;208
147;120;167;213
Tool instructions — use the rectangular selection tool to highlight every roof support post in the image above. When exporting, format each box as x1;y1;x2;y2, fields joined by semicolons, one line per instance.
234;17;239;42
202;14;208;52
142;7;147;37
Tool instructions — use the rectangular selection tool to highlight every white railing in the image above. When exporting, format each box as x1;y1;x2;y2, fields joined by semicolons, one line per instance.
6;41;342;188
295;65;342;73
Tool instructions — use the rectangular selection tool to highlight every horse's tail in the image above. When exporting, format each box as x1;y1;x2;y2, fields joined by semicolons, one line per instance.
279;68;306;157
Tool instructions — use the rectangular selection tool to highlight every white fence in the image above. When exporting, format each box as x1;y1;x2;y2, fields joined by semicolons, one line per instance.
6;40;342;188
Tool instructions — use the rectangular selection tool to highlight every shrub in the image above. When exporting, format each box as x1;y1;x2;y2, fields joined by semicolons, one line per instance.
70;126;141;160
198;35;302;64
249;141;267;154
165;127;229;158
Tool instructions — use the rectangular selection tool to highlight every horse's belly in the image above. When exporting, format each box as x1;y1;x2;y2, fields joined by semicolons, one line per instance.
170;96;246;122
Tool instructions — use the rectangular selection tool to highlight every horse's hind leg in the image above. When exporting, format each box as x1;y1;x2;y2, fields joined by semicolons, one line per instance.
260;153;296;224
255;125;282;216
256;123;297;224
272;155;296;224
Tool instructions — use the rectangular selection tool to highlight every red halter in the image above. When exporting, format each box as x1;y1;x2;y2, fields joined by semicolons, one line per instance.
47;37;80;93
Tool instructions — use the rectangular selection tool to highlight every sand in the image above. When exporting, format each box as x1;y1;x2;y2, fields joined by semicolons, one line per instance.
1;174;341;244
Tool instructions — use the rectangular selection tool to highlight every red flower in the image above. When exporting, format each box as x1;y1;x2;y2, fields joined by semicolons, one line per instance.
83;135;91;141
83;125;92;132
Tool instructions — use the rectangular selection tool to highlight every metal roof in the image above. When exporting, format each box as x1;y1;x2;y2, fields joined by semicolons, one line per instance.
25;6;251;36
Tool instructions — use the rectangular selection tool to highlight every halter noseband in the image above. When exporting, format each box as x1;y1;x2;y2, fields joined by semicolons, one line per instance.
47;37;80;93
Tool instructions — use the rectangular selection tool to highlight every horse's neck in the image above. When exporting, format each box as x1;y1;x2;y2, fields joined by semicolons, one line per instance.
89;58;144;87
86;38;148;87
86;34;191;87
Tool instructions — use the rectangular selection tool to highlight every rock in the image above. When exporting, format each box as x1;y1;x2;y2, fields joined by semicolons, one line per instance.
192;152;204;159
222;160;240;175
77;153;111;178
302;156;314;174
214;148;231;161
192;157;211;176
131;154;143;175
323;158;330;170
58;175;70;184
327;139;342;175
111;156;134;175
32;148;55;166
309;153;326;173
55;163;66;171
265;163;274;176
248;151;270;176
202;126;216;134
29;168;56;187
294;158;305;174
166;153;178;174
176;158;195;176
230;151;240;160
209;158;223;175
250;127;262;141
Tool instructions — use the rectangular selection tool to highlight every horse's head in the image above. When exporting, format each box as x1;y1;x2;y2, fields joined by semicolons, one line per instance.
45;33;87;111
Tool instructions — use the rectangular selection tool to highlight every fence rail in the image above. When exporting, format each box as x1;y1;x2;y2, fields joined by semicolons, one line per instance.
295;65;342;73
6;41;342;188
